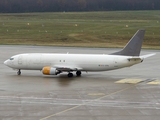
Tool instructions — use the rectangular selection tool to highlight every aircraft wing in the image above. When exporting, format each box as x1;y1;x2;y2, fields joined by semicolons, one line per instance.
53;65;82;72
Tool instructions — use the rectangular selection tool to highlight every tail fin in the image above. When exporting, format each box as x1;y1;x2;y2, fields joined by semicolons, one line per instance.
111;30;145;56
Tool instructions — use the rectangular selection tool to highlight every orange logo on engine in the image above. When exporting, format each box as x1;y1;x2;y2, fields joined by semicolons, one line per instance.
43;66;51;75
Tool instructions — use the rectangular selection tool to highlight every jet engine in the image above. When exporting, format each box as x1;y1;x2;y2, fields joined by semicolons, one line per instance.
42;67;59;75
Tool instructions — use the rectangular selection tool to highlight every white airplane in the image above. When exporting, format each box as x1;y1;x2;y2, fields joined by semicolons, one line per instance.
4;30;155;77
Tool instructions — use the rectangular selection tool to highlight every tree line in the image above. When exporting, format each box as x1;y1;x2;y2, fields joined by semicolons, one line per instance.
0;0;160;13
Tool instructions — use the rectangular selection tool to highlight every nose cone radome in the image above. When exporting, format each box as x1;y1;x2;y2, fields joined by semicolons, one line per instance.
4;60;8;66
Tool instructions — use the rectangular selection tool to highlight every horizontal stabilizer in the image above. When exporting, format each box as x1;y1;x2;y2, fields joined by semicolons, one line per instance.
128;57;141;62
140;53;156;59
127;53;156;62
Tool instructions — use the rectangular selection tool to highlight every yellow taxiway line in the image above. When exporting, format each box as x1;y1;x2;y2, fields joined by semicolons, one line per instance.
115;78;143;84
40;85;136;120
147;80;160;85
88;93;105;96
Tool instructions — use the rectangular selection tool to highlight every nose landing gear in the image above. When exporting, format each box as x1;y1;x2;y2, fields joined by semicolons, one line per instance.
17;69;21;75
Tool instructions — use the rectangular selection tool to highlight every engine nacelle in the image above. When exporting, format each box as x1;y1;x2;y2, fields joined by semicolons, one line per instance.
42;67;58;75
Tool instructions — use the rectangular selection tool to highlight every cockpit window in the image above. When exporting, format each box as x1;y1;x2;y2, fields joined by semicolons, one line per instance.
10;58;14;60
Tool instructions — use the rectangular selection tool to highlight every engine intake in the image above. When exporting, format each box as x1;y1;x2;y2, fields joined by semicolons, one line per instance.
42;67;59;75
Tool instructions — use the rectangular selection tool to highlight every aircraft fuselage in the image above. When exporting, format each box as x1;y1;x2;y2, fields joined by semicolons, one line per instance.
4;53;141;71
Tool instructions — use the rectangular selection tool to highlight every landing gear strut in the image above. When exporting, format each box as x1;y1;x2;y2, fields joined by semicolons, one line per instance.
17;69;21;75
76;71;81;77
68;73;73;77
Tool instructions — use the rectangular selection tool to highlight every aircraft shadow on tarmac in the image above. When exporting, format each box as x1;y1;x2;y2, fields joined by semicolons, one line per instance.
6;72;116;87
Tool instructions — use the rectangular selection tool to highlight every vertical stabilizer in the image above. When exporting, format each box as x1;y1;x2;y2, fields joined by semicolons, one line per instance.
111;30;145;56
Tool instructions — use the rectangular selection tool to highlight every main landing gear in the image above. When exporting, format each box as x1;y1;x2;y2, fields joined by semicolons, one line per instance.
76;71;81;77
68;73;73;77
67;71;82;77
17;69;21;75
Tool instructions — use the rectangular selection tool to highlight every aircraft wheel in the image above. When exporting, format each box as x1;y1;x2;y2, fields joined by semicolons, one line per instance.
76;71;81;76
17;69;21;75
68;73;73;77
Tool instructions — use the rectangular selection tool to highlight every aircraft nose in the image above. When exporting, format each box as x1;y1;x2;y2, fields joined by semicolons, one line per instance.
4;60;8;66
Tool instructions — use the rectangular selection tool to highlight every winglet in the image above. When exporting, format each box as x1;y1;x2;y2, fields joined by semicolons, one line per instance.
111;30;145;56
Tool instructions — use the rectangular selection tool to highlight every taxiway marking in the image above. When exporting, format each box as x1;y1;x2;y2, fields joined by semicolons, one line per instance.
88;93;105;96
147;80;160;85
40;85;136;120
115;78;143;84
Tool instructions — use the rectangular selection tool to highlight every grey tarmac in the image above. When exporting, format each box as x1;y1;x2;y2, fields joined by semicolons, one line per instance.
0;45;160;120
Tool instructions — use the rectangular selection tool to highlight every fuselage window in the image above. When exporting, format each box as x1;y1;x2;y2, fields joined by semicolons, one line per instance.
10;58;14;60
60;60;65;62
